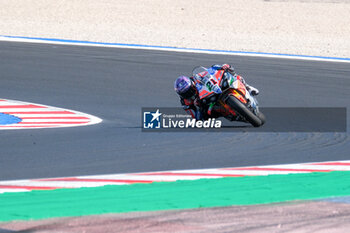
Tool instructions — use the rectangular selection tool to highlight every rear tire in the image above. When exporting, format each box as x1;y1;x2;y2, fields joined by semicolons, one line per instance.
226;95;262;127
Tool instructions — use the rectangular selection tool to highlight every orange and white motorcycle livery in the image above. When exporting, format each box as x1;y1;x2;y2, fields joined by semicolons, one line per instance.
192;66;265;127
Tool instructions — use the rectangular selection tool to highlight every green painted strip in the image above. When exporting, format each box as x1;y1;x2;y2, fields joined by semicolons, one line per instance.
1;171;350;222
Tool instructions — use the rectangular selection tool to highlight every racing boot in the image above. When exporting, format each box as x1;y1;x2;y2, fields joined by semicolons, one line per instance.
246;85;259;96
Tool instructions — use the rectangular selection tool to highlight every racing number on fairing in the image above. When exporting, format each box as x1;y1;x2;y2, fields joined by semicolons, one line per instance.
206;80;214;91
205;78;217;91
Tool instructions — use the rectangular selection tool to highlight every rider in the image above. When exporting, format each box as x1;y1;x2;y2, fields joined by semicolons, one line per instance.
174;64;259;120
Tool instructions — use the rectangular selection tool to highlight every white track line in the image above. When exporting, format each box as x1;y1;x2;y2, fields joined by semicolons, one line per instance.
0;36;349;63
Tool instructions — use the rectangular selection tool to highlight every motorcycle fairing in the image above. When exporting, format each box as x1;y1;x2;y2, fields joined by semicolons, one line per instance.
195;70;224;100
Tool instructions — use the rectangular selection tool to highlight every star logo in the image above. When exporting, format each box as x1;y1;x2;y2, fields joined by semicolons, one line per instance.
143;109;162;129
150;109;162;122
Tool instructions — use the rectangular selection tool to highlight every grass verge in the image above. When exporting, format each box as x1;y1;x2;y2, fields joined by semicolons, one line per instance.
1;171;350;221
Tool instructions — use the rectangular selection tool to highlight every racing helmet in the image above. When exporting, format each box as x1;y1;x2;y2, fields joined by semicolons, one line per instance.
174;76;197;99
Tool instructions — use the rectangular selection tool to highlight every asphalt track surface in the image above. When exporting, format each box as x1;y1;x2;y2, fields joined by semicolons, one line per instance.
0;41;349;181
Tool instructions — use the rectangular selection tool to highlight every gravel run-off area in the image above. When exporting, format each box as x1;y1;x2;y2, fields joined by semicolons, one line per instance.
0;0;349;58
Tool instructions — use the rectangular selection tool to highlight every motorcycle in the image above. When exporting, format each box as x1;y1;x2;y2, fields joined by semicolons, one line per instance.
191;66;265;127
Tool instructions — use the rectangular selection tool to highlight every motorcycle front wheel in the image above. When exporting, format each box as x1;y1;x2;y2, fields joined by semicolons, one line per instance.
226;95;263;127
257;111;266;125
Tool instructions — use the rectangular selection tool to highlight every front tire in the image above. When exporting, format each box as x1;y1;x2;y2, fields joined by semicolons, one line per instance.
257;111;266;126
226;95;262;127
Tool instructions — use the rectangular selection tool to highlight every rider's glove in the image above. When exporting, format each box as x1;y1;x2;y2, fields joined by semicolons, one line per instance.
211;64;235;74
222;64;235;74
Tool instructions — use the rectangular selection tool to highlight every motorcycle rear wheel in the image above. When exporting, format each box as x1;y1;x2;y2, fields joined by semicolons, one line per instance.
226;95;263;127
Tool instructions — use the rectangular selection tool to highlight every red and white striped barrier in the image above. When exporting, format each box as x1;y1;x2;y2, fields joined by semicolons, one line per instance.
1;160;349;194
